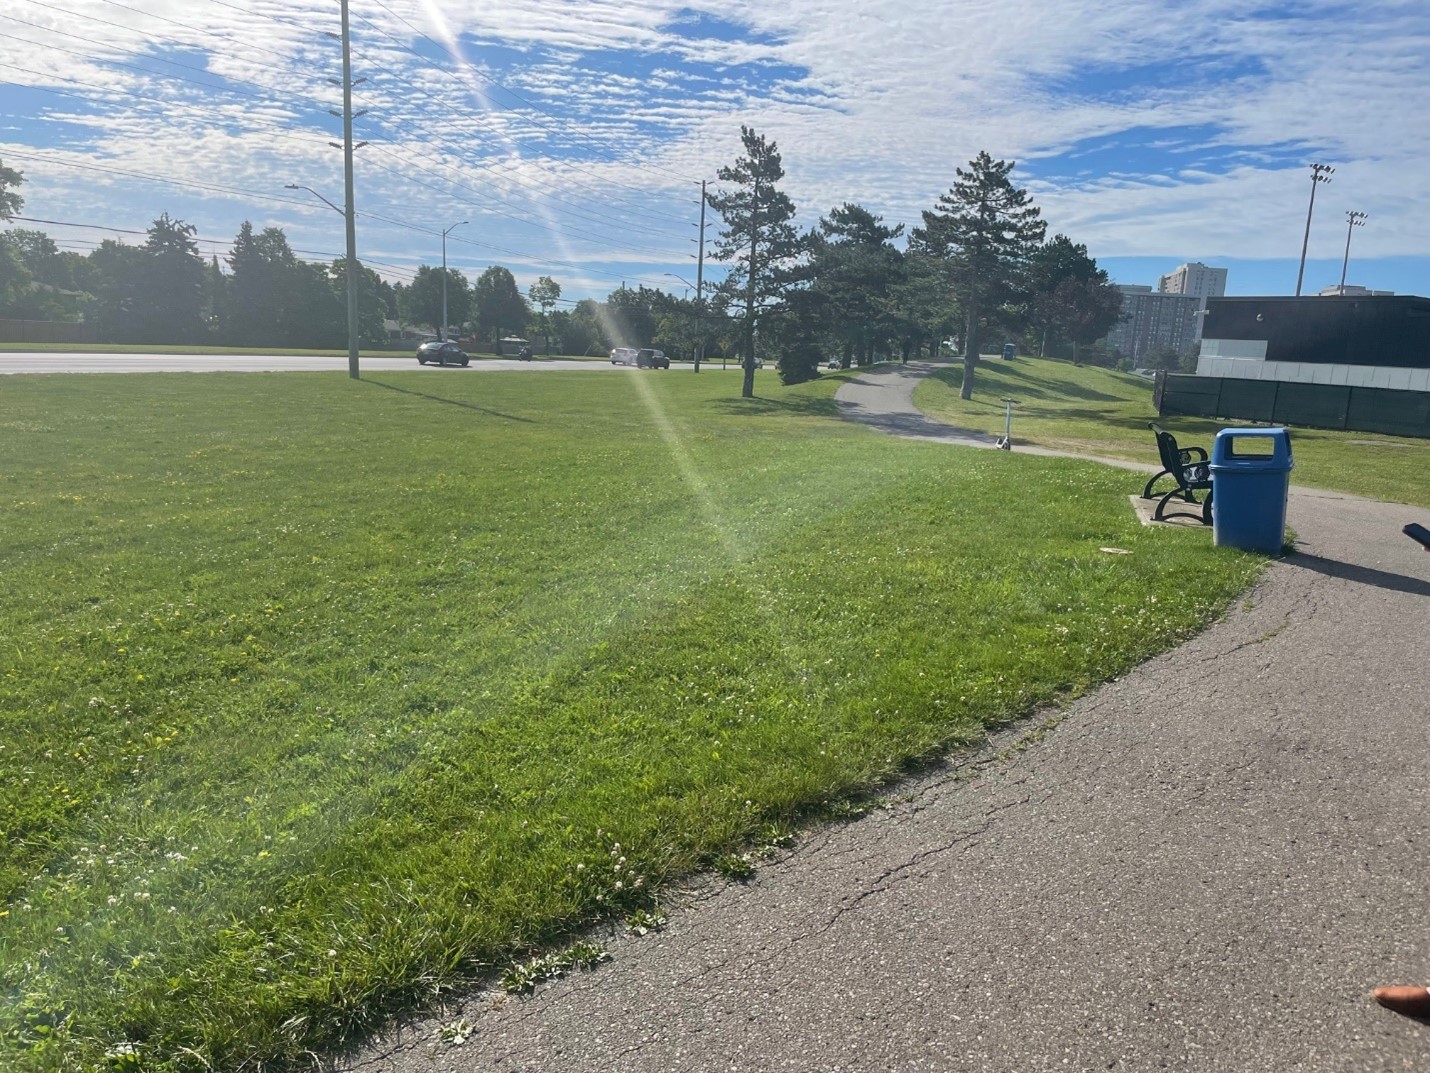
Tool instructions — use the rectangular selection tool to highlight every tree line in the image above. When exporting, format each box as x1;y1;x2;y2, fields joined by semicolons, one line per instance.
702;128;1125;396
1;146;1124;384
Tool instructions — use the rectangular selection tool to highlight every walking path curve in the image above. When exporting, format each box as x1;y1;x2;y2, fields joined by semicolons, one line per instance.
349;361;1430;1073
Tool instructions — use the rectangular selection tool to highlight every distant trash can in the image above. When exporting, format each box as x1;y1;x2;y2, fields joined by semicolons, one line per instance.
1001;342;1016;360
1210;428;1294;554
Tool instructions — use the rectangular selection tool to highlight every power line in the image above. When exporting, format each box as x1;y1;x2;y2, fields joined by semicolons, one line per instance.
4;138;671;290
11;0;698;254
0;148;318;209
30;0;305;65
5;215;419;278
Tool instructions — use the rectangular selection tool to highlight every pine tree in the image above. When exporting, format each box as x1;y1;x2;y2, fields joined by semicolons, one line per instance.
708;126;802;398
912;152;1045;399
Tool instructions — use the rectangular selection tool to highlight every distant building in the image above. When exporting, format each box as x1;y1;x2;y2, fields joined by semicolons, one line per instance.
1160;294;1430;437
1105;285;1203;361
1158;262;1228;300
1196;295;1430;389
1157;263;1227;343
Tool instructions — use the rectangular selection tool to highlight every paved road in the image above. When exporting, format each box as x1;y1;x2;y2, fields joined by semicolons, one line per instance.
347;362;1430;1072
0;353;734;375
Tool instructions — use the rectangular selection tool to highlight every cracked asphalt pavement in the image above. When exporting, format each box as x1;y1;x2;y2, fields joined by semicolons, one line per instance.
344;362;1430;1072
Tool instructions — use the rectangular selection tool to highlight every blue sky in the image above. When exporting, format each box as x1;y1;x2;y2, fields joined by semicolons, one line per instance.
1;0;1427;304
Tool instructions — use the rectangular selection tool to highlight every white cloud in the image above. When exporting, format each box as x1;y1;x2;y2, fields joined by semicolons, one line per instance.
2;0;1427;295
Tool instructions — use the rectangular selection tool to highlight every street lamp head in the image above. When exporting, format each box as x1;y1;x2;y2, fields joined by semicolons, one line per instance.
284;183;300;189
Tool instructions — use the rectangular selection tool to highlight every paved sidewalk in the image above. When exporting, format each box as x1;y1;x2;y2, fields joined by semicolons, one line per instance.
347;363;1430;1073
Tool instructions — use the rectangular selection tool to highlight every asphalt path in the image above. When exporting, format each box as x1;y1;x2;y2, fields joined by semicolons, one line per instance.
344;362;1426;1071
0;353;736;375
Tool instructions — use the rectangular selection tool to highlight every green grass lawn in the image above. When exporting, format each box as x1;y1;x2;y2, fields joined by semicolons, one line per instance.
914;357;1430;508
0;370;1263;1072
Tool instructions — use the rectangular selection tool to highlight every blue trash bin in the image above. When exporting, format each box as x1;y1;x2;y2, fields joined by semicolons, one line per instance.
1210;428;1293;554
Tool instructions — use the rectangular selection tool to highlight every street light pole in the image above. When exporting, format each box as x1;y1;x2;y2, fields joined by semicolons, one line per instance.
441;221;467;341
665;272;698;364
1295;163;1334;297
1338;211;1367;295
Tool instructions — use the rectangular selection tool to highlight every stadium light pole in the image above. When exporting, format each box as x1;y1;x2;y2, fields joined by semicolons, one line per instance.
1295;163;1334;297
441;221;467;341
1338;211;1367;295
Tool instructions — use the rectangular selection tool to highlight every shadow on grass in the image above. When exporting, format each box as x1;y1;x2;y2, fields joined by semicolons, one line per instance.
365;379;535;422
1021;405;1159;430
1282;551;1430;597
987;362;1130;403
929;363;1131;404
705;394;842;419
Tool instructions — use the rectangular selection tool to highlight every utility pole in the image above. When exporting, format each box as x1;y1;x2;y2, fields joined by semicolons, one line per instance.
694;179;706;372
327;0;367;379
441;221;467;341
1338;210;1367;295
1295;163;1334;297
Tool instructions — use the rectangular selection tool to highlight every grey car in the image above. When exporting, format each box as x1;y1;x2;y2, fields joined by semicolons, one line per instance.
416;341;470;367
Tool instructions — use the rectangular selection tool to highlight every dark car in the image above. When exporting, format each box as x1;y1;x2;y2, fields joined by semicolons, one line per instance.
416;341;470;367
635;348;670;369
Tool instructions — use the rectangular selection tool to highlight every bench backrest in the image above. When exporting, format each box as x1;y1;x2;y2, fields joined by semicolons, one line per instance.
1149;423;1184;475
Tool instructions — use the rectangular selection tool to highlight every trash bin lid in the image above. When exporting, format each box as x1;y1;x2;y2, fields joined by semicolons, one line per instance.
1210;427;1294;471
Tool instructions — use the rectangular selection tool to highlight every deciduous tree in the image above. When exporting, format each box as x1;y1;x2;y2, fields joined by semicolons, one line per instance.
0;158;22;221
528;275;561;352
471;266;528;344
1024;235;1122;360
400;264;471;337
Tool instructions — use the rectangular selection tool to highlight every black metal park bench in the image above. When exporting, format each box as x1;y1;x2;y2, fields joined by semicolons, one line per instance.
1143;422;1213;524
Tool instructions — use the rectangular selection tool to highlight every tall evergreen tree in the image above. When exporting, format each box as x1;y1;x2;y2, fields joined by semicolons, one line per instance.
809;203;904;368
136;213;206;343
708;126;802;398
224;222;300;347
912;152;1045;399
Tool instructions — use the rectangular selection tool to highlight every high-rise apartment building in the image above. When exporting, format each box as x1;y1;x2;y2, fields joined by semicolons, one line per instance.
1105;285;1203;361
1158;262;1228;300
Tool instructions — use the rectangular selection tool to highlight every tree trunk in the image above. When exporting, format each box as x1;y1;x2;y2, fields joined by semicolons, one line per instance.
743;199;758;399
960;304;979;400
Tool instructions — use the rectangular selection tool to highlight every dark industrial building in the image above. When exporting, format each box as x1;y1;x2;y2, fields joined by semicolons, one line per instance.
1158;295;1430;437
